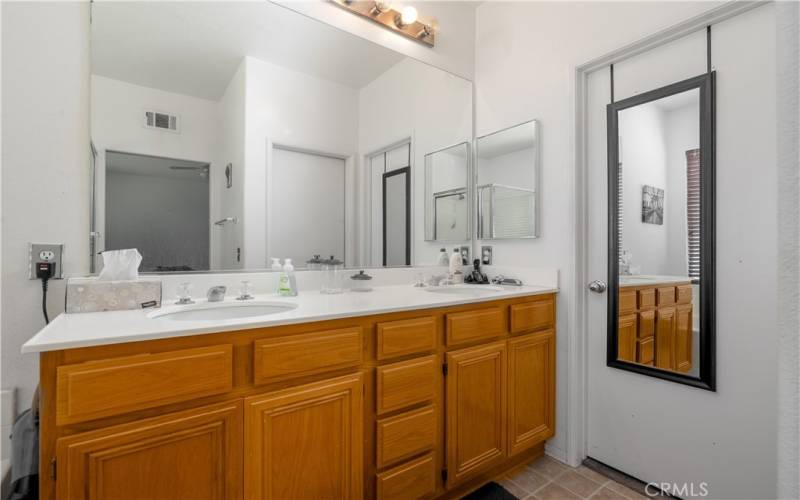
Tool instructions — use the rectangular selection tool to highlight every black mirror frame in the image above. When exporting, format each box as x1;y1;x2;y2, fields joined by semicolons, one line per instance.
606;72;716;391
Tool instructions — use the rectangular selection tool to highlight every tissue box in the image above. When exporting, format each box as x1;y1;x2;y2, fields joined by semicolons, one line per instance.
66;277;162;313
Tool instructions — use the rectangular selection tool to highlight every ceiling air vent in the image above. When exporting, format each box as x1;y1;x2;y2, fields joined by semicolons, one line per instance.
143;109;180;133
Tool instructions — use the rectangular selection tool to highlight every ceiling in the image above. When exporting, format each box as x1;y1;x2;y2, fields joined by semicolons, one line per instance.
91;1;406;100
106;151;210;181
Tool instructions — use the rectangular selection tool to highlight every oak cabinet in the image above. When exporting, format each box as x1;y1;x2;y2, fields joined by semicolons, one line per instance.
507;330;555;456
244;374;363;500
56;401;242;500
445;341;507;486
617;314;638;362
675;304;693;373
41;294;557;500
655;306;676;370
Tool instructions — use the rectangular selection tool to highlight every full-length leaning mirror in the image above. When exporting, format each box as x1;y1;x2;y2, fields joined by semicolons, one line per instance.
607;73;716;390
476;120;540;239
89;1;472;273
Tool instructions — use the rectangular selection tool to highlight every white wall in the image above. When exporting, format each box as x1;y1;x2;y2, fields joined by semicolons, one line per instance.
278;1;476;80
105;171;209;271
1;0;90;450
214;61;246;270
664;103;698;276
91;75;219;267
243;56;359;268
358;57;473;266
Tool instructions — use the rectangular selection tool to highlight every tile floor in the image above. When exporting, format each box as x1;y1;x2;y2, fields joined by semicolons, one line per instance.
499;456;651;500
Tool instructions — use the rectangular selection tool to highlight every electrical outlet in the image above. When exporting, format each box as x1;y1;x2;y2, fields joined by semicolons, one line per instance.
481;245;493;265
29;243;63;280
459;246;470;265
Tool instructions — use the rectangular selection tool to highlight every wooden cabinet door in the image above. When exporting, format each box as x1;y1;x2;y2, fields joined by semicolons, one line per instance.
244;373;363;500
56;401;242;500
508;330;555;456
674;304;693;373
655;306;676;370
445;341;507;486
617;314;637;362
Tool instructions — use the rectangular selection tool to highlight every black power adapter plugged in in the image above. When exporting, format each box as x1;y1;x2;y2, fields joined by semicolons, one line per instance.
36;262;55;324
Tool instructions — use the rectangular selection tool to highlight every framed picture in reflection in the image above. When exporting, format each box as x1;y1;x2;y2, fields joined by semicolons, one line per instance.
642;185;664;225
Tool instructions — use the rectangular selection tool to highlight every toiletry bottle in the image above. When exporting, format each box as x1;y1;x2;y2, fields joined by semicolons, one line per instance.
278;259;293;296
449;248;462;276
284;258;298;296
272;258;283;294
437;248;449;267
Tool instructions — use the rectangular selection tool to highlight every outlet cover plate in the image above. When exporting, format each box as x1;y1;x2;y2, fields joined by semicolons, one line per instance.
481;245;493;265
28;243;64;280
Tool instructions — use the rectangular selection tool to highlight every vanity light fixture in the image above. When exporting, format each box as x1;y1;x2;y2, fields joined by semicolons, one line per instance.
330;0;435;47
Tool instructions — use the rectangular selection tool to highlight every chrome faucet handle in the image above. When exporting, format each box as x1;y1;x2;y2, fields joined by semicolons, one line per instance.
206;286;227;302
491;275;523;286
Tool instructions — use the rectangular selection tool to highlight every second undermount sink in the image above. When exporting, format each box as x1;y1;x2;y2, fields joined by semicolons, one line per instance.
149;301;297;321
425;285;505;296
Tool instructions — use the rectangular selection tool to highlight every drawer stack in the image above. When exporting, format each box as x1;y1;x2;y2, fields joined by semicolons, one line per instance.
374;316;439;500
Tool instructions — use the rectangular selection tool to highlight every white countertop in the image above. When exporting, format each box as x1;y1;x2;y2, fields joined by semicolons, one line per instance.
22;284;557;353
618;275;693;288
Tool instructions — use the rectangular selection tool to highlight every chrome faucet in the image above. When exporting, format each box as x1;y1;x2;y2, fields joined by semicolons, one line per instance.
206;286;227;302
491;275;524;286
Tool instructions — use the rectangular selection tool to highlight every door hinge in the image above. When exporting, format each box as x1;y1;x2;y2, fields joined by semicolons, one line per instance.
441;468;448;482
50;457;57;481
442;362;448;376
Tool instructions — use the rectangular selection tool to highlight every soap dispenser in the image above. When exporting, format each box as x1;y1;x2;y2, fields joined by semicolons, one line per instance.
278;259;298;297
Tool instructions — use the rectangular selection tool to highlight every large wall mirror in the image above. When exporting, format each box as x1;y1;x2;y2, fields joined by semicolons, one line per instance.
89;1;472;273
607;73;715;390
476;120;540;239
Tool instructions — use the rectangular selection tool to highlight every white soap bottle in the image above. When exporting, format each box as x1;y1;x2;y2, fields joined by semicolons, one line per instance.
449;248;462;275
271;258;283;294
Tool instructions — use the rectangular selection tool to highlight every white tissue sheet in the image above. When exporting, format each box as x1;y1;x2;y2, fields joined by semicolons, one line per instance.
98;249;142;281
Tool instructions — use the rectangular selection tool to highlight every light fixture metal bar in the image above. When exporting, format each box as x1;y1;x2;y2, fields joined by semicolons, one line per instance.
329;0;435;47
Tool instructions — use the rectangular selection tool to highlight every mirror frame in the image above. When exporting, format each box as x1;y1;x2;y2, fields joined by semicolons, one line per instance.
606;72;716;391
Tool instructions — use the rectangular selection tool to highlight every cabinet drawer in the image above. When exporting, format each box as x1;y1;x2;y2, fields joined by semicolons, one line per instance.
510;297;554;333
638;288;656;309
638;310;655;338
56;345;233;425
377;453;436;500
253;327;362;385
619;289;637;314
446;307;505;346
377;355;436;414
676;285;693;304
377;317;437;361
657;287;676;306
377;405;436;468
637;336;655;365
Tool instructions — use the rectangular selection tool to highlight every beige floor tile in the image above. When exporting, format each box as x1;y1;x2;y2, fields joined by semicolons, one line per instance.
534;483;582;500
528;456;569;479
508;467;551;493
500;477;531;498
555;470;604;498
589;486;630;500
605;481;647;500
575;466;610;485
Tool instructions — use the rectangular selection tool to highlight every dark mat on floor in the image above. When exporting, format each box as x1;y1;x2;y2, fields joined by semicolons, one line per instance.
461;481;519;500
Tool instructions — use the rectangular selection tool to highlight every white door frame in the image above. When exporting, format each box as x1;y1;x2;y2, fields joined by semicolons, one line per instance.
567;0;765;467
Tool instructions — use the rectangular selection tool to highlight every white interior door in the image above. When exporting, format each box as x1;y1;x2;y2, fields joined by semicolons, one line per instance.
584;7;778;499
270;147;345;265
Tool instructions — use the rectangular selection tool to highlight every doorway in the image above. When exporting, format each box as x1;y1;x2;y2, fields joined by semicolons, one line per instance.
103;151;210;272
368;141;412;266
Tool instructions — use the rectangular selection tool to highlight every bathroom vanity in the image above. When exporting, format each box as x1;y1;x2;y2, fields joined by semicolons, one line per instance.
618;277;693;372
27;286;557;499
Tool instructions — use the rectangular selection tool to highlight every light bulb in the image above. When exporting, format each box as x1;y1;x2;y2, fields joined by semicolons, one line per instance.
400;6;418;25
372;1;392;14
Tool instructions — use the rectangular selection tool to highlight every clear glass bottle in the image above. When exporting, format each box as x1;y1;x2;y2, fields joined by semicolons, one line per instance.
321;255;344;294
349;270;373;292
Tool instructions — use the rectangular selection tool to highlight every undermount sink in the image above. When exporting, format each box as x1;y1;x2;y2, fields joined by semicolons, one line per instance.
149;301;297;321
425;285;505;296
